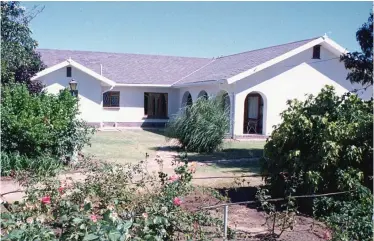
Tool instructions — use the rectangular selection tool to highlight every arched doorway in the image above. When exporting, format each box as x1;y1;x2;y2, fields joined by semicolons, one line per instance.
197;90;208;100
181;91;193;108
244;92;264;134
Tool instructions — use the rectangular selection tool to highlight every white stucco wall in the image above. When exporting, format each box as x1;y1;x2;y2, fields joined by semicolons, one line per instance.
39;67;103;123
101;86;179;123
39;66;179;125
39;44;372;131
233;45;372;136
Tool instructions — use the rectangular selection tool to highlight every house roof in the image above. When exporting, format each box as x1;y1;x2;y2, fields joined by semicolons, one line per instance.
37;49;211;85
37;36;344;86
174;37;319;85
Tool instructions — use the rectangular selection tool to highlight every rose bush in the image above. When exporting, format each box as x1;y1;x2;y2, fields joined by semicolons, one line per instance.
1;157;224;240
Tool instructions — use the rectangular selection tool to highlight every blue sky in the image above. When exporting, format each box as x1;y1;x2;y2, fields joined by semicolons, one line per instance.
22;1;371;58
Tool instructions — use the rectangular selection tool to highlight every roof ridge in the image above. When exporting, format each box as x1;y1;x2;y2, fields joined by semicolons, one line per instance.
219;36;321;59
37;48;210;60
171;58;216;86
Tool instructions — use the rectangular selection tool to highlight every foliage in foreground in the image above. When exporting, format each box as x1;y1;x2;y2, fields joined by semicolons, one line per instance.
1;1;45;93
1;158;223;240
1;83;95;175
340;12;373;87
0;152;62;177
165;95;229;153
260;86;373;241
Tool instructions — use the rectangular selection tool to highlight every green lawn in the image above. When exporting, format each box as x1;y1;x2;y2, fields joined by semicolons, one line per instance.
83;130;265;169
82;129;168;163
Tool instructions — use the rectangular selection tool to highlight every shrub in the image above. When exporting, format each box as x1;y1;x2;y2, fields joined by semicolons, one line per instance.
1;83;95;160
1;152;61;177
260;86;373;240
0;158;224;240
165;95;229;153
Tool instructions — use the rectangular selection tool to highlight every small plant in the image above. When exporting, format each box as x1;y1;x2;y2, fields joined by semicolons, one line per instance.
165;95;229;153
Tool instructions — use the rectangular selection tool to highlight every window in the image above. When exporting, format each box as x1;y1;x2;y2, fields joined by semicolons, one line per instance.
103;91;120;107
312;45;321;59
144;93;168;118
67;67;72;77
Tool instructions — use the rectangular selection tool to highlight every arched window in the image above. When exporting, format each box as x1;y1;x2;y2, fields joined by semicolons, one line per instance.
181;91;193;108
197;90;208;100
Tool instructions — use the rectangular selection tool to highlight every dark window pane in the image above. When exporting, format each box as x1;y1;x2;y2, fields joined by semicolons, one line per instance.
67;67;72;77
144;92;168;118
111;95;119;107
103;92;110;107
144;93;148;115
313;45;321;59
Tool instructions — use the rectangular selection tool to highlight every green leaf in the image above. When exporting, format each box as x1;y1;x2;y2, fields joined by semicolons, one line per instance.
108;230;121;241
84;202;92;211
8;229;23;239
83;233;99;241
73;217;84;224
123;220;132;230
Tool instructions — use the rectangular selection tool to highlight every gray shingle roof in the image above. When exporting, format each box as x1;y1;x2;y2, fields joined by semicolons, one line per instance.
37;49;211;85
175;37;319;85
37;37;319;85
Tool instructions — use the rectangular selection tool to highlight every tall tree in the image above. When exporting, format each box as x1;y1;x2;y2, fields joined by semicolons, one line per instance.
1;2;45;93
340;12;373;88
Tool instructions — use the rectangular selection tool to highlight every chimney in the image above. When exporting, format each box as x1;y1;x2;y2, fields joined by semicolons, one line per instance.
100;64;103;75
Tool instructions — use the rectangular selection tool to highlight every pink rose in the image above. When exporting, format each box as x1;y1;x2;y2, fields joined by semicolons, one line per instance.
142;213;148;219
169;175;179;182
90;214;98;223
41;196;51;205
58;186;64;194
173;197;182;206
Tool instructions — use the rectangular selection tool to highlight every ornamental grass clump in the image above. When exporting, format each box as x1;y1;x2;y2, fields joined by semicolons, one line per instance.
165;95;229;153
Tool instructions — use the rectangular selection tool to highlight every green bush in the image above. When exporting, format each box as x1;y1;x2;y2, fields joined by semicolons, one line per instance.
1;152;61;177
1;83;95;174
165;95;229;153
261;86;373;240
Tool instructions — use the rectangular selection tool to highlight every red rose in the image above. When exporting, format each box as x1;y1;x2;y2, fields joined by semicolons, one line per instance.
41;196;51;204
58;186;64;194
173;197;182;206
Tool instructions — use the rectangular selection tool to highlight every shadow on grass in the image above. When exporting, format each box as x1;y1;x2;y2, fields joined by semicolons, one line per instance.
188;148;263;162
141;128;167;136
212;160;262;174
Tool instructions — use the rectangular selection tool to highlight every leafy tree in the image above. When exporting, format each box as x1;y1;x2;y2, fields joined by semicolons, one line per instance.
340;12;373;88
1;2;45;93
261;86;373;240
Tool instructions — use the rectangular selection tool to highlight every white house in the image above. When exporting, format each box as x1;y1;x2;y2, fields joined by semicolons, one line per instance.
32;35;372;138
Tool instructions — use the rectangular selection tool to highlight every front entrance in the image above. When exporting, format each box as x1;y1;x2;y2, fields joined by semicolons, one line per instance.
243;93;263;134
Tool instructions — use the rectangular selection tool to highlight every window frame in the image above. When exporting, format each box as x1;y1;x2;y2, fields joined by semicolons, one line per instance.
67;67;72;77
144;92;168;119
103;91;120;108
312;45;321;59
